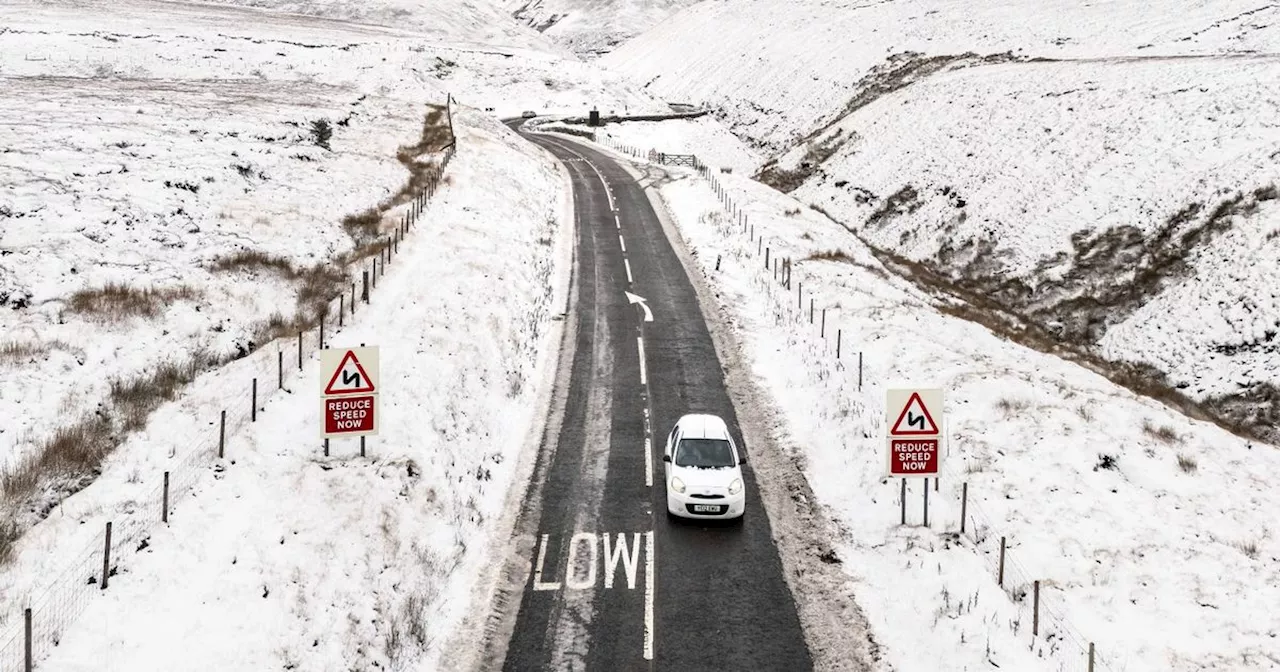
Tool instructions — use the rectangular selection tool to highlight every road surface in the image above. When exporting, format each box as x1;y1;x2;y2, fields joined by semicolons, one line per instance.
483;120;813;671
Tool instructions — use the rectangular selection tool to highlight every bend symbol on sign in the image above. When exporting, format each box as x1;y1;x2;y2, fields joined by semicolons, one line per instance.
886;388;944;478
320;346;380;437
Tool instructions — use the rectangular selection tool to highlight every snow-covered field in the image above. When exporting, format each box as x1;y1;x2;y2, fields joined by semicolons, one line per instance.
2;107;572;671
601;0;1280;442
633;147;1280;671
0;0;659;533
592;116;766;174
602;0;1280;153
504;0;699;58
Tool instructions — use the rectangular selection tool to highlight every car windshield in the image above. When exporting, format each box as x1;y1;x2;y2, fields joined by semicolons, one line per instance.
674;438;736;468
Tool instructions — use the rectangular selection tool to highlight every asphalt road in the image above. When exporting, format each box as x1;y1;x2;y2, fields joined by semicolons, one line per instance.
489;121;812;671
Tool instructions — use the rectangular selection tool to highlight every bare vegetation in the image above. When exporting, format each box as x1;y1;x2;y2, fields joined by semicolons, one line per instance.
66;282;200;321
1142;418;1181;444
0;340;73;364
1177;454;1198;473
1236;540;1259;560
805;249;853;262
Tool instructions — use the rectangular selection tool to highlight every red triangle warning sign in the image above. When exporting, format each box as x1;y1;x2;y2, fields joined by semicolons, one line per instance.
324;350;375;394
890;392;939;435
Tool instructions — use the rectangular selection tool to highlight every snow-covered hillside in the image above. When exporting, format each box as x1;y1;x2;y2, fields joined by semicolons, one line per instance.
505;0;699;58
0;0;661;547
602;0;1280;444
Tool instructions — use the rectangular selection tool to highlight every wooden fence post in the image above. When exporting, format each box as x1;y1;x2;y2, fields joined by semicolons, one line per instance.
339;294;344;327
372;259;378;288
998;537;1007;587
809;298;814;323
350;283;356;315
960;482;968;534
859;352;864;390
837;329;842;359
320;314;325;350
361;436;366;458
362;270;370;303
277;351;283;390
24;607;32;672
765;247;770;269
101;521;112;590
297;331;303;370
1033;580;1040;637
821;309;826;338
324;438;329;457
162;471;170;523
1088;643;1095;672
251;378;258;422
218;409;226;458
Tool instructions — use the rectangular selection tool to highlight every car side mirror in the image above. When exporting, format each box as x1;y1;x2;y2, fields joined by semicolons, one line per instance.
738;455;747;465
662;455;671;463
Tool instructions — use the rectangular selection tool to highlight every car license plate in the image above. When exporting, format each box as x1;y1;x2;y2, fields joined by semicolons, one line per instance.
691;504;725;514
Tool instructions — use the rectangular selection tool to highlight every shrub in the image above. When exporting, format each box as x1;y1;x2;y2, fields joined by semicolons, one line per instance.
66;282;199;321
311;119;333;150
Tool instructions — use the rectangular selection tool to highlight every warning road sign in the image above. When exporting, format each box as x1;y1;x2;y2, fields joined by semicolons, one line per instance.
886;388;943;477
324;395;376;435
321;346;380;438
322;347;379;395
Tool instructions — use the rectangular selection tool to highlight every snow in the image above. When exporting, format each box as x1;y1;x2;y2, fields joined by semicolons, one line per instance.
591;116;766;174
644;157;1280;671
602;0;1280;154
503;0;700;58
1;0;657;523
4;107;572;671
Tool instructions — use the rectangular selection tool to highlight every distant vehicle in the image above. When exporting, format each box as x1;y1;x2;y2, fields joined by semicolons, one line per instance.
521;110;537;118
662;413;746;521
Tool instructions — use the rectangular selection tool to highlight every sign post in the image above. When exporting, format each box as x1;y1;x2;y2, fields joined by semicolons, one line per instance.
320;346;380;439
886;387;944;525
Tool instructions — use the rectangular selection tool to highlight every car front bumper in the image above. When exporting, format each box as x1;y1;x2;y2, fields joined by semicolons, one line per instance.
666;490;745;519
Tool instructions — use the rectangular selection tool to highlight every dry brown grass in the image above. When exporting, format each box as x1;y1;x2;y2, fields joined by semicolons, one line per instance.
995;396;1032;417
1142;418;1181;444
805;249;853;262
1236;540;1259;560
1177;454;1198;473
0;339;72;364
66;282;199;321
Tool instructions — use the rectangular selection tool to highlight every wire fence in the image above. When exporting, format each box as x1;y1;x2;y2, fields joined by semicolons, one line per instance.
0;139;456;672
567;128;1120;672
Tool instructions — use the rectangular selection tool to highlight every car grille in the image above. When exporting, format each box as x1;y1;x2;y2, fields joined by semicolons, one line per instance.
689;493;725;500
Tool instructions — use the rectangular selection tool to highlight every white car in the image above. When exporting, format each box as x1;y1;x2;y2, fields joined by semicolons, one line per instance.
662;413;746;520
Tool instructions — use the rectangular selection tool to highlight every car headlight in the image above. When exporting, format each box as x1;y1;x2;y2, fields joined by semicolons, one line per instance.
728;478;743;495
670;476;686;493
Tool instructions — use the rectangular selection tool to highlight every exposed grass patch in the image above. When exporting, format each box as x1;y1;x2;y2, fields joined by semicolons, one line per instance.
1236;540;1259;560
0;340;66;363
1142;418;1181;444
1177;454;1198;473
805;249;853;262
66;282;200;321
995;396;1032;417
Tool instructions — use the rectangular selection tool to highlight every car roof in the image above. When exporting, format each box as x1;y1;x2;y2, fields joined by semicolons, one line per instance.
676;413;731;440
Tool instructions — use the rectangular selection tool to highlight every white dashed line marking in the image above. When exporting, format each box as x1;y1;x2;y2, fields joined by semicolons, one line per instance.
625;258;633;284
637;336;647;386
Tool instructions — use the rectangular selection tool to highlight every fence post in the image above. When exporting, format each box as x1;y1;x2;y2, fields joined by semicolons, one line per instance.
821;309;826;338
278;351;283;390
298;331;303;370
320;314;325;351
101;521;112;590
998;537;1007;587
372;259;378;288
1088;643;1095;672
218;409;226;458
765;247;770;269
837;329;842;359
797;280;802;309
339;295;344;327
350;283;356;315
859;352;863;390
162;471;170;523
24;607;32;672
324;438;329;457
362;270;370;303
960;482;968;534
360;435;366;458
1033;580;1040;637
251;378;257;422
809;298;814;323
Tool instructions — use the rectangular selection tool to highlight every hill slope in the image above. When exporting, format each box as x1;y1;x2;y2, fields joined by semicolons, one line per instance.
600;0;1280;443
